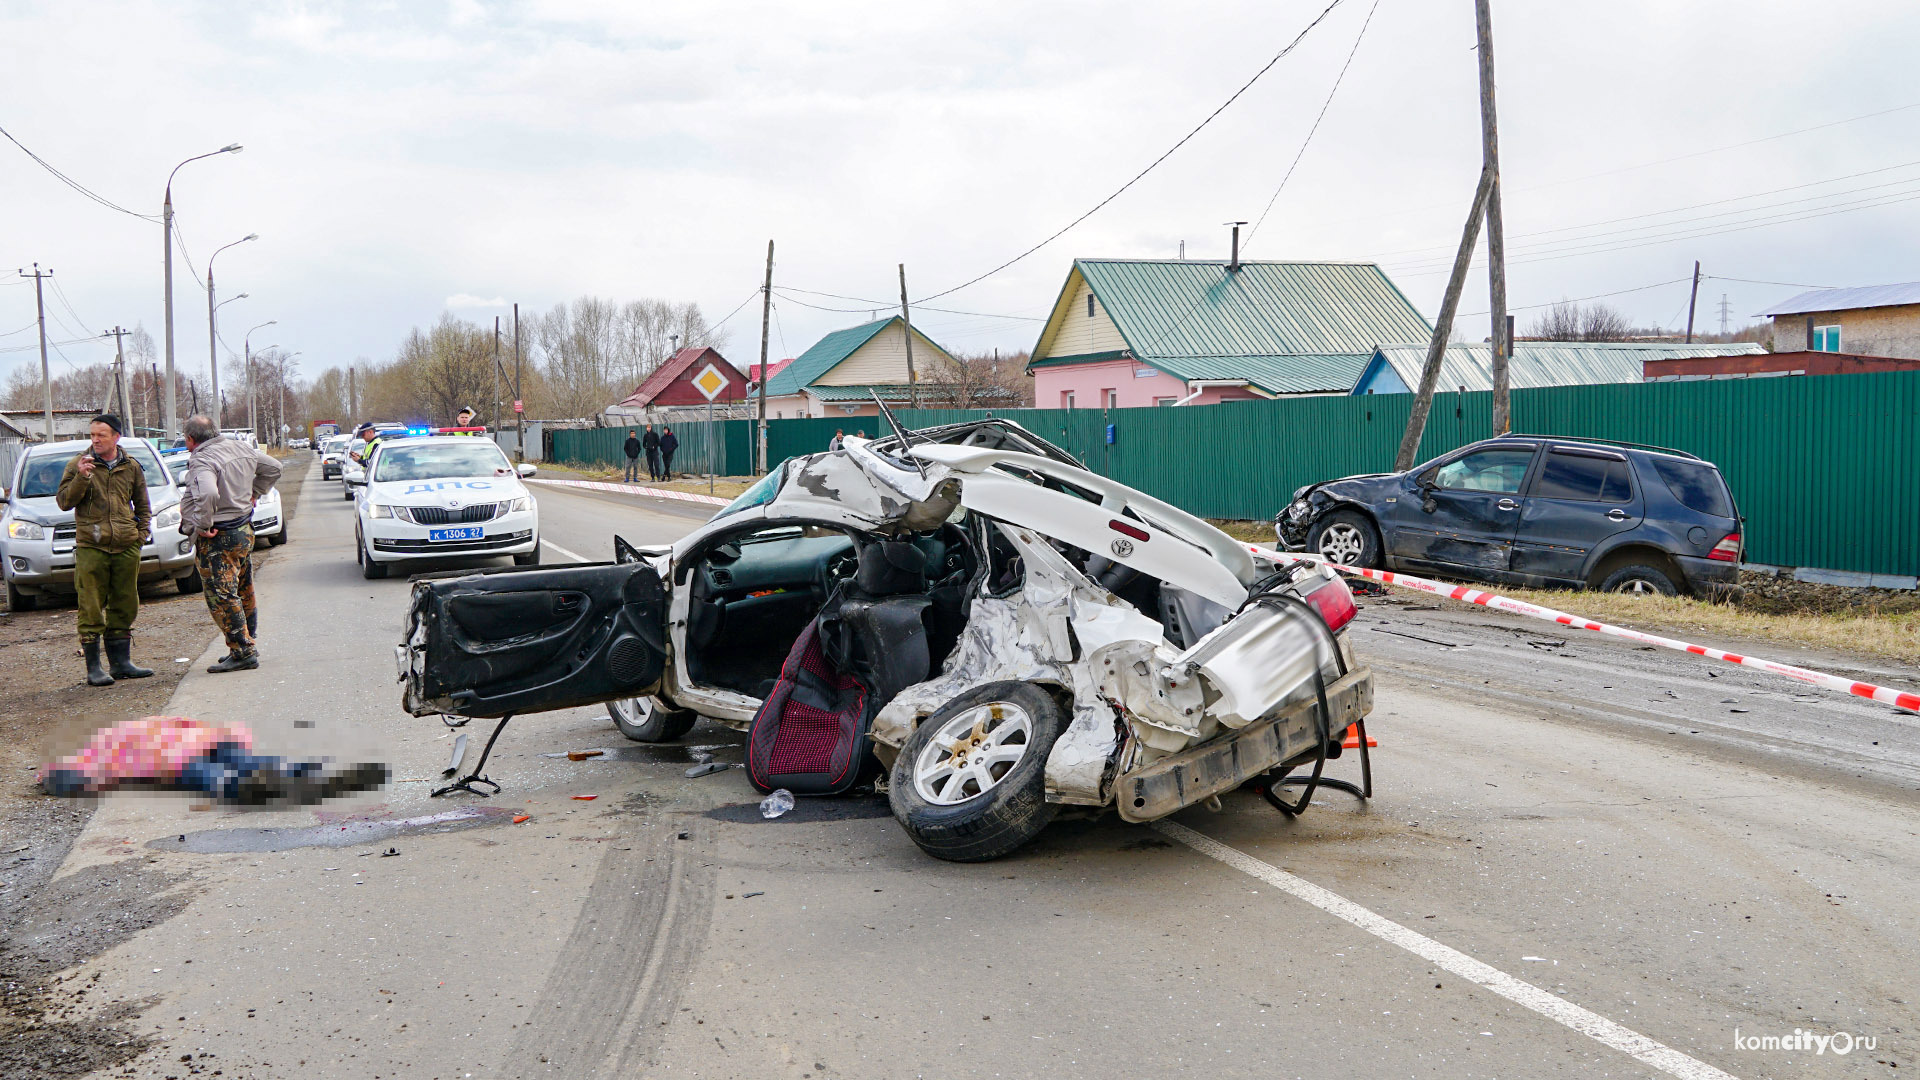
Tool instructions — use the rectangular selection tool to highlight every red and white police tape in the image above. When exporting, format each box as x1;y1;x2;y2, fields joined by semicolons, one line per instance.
1267;548;1920;714
526;477;732;507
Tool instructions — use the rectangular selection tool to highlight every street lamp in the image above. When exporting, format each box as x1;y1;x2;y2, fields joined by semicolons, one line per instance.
244;320;275;441
206;232;257;416
162;142;243;442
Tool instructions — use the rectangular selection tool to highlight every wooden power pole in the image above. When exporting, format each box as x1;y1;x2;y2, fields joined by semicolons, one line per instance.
1476;0;1511;435
18;264;53;439
898;264;919;409
1685;261;1702;343
104;326;132;424
1396;167;1496;471
758;240;773;474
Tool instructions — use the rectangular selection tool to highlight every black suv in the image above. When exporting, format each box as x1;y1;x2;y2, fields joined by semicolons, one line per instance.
1276;437;1742;597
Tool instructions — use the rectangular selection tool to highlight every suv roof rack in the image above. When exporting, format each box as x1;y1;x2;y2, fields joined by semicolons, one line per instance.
1503;433;1700;461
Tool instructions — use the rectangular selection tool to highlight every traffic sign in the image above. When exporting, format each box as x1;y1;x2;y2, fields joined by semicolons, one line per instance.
692;363;730;401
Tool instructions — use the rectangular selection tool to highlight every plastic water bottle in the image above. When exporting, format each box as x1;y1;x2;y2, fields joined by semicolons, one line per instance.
760;789;795;819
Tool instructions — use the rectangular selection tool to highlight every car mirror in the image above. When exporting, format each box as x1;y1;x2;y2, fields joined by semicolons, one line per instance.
516;463;536;478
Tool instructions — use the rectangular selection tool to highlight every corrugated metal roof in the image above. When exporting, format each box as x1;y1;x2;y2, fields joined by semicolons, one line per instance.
763;318;895;397
1035;259;1431;395
1365;341;1768;394
1756;281;1920;316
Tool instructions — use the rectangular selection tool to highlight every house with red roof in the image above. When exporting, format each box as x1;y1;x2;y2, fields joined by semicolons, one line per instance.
606;347;751;420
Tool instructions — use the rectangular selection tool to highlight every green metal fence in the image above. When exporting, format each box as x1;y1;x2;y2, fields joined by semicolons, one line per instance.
545;371;1920;577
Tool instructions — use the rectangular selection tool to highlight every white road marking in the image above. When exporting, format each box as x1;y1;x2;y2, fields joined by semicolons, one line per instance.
541;540;591;564
1153;821;1740;1080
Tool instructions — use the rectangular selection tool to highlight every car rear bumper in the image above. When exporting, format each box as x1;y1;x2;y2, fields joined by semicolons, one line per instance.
1114;664;1373;822
1673;553;1739;597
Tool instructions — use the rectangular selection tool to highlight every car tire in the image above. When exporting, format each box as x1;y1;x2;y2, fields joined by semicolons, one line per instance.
6;581;35;612
175;568;203;595
888;681;1063;863
358;533;387;579
513;542;539;566
270;523;288;547
343;484;353;501
1307;509;1382;568
609;696;699;743
1599;563;1676;596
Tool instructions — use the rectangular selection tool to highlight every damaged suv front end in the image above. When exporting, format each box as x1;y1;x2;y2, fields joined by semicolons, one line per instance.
399;418;1374;861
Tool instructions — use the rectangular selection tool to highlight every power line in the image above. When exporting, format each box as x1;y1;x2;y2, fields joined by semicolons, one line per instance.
1244;0;1380;251
1705;275;1841;290
777;285;1044;321
47;276;96;336
707;287;766;333
0;122;160;222
1460;275;1692;318
1370;158;1920;261
915;0;1351;303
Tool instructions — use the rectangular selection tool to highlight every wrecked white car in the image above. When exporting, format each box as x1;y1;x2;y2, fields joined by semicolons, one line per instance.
397;417;1374;861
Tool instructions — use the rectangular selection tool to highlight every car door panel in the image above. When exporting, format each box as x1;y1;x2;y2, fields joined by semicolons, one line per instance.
400;561;666;719
1388;447;1536;580
1511;449;1642;584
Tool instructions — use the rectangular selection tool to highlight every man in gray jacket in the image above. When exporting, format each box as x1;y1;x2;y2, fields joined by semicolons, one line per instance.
179;415;283;672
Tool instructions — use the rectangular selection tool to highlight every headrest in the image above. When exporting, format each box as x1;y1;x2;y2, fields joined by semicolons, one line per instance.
854;541;928;596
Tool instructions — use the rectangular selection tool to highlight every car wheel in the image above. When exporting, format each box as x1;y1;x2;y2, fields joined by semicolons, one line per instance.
1599;564;1676;596
175;568;203;595
343;484;353;501
270;523;288;546
1307;509;1382;568
609;696;698;742
358;532;387;579
6;581;35;612
513;541;540;566
888;681;1062;863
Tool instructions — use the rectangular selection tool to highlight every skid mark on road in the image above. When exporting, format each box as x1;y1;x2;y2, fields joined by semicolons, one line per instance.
1154;820;1741;1080
502;817;716;1078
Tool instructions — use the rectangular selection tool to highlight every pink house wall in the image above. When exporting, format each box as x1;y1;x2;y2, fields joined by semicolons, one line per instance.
1031;357;1264;408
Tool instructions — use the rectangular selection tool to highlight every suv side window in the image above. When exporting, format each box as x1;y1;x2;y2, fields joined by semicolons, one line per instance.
1650;457;1735;517
1432;448;1535;494
1533;450;1632;502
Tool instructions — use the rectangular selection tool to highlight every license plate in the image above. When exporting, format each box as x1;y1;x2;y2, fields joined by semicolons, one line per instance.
429;527;484;542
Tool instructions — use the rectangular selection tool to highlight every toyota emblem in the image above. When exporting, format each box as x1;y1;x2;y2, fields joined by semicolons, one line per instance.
1110;538;1135;558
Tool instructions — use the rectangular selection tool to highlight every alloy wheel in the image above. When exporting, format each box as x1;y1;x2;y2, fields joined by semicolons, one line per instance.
1318;522;1366;564
912;703;1033;805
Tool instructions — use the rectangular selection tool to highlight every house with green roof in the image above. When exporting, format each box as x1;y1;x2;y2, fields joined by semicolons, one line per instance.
1027;258;1432;408
760;316;973;418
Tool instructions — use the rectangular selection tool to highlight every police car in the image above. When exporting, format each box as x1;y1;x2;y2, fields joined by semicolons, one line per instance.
351;433;539;579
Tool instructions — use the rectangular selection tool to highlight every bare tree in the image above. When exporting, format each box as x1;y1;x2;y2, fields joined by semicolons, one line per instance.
1526;301;1633;342
919;349;1033;408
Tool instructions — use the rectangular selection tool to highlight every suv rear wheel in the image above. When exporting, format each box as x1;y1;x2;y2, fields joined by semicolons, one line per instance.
1600;563;1676;595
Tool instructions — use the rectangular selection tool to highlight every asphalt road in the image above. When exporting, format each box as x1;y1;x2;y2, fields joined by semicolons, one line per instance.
28;457;1920;1079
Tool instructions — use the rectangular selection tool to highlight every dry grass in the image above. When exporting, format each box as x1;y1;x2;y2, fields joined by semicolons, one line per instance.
534;461;755;499
1206;519;1920;666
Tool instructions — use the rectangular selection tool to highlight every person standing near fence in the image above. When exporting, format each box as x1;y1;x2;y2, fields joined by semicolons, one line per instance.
179;415;282;673
828;428;845;452
659;427;678;478
57;413;155;687
622;429;642;482
643;423;662;481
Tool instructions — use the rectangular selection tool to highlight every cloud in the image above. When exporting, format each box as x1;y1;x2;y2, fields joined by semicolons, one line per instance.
446;294;508;309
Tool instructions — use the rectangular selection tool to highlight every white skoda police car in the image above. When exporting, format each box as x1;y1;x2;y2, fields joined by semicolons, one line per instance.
352;434;540;579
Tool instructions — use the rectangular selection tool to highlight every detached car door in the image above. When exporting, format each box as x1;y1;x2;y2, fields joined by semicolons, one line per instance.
1390;445;1537;580
398;559;666;719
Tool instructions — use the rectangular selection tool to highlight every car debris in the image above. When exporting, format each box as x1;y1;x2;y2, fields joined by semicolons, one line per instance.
398;414;1376;861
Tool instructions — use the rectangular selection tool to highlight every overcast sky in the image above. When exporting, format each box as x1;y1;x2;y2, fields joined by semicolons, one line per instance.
4;0;1917;396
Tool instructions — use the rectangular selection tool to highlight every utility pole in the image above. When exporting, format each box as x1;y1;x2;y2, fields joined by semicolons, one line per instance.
18;265;53;439
758;240;774;474
348;364;357;418
105;326;131;423
1718;294;1733;335
1396;167;1495;471
1475;0;1511;435
492;316;501;438
512;303;524;463
1684;260;1702;343
898;263;920;409
246;341;256;439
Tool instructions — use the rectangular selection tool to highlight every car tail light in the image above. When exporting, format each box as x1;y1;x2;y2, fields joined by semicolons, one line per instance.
1302;575;1356;633
1708;531;1741;562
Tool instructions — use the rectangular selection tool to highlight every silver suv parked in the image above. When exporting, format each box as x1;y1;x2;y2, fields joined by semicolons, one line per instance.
1;439;202;611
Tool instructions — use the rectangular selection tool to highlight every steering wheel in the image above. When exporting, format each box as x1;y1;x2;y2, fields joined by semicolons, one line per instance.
825;550;858;585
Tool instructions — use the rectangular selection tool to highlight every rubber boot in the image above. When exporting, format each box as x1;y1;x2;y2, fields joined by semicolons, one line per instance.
83;639;114;687
207;648;260;674
105;636;153;679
